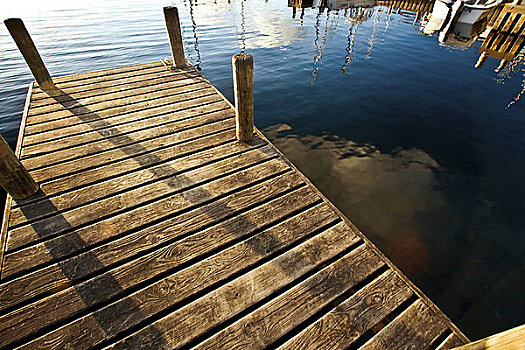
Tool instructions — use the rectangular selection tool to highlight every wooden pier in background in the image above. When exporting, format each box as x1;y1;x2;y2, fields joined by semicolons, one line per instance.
0;8;475;350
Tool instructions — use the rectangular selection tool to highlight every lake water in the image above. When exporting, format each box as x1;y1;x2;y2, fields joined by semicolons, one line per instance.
1;0;524;340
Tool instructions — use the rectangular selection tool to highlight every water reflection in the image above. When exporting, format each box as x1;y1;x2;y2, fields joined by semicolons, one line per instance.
264;124;442;277
286;0;525;89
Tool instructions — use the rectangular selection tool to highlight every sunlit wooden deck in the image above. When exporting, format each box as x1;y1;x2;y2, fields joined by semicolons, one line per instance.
0;61;469;349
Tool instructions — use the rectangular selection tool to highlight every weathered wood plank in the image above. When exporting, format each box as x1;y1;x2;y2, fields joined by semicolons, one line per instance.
278;271;414;350
4;145;277;276
0;172;307;314
23;100;230;160
23;97;227;152
25;129;236;196
30;69;197;109
9;139;265;229
34;61;162;86
358;299;449;350
1;186;328;349
21;121;234;193
194;245;385;350
31;64;184;97
6;151;283;254
26;82;212;125
29;72;203;116
24;91;224;137
452;324;525;350
437;333;466;349
23;96;226;148
30;65;190;103
21;110;234;170
105;221;361;350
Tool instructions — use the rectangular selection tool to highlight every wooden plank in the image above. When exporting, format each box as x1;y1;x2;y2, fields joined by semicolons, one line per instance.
104;221;361;350
8;139;266;231
24;91;224;138
29;71;202;114
31;64;181;95
36;61;162;86
358;299;449;350
26;81;212;125
23;94;221;143
278;271;414;350
452;324;525;350
22;99;229;158
501;13;518;33
194;246;386;350
0;171;307;313
5;150;282;254
30;68;190;108
437;333;466;349
26;129;236;196
30;65;187;102
21;110;234;171
23;96;227;149
4;144;275;275
1;187;330;349
21;120;234;189
0;83;32;278
511;15;525;35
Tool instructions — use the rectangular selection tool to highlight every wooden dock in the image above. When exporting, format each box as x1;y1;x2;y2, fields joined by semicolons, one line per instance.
0;9;473;350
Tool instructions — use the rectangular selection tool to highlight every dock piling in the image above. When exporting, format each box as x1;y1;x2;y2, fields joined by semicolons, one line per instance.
0;135;38;200
232;53;254;142
4;18;55;91
163;7;186;68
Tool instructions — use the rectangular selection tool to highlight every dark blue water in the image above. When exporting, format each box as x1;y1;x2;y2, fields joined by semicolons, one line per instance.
1;0;524;339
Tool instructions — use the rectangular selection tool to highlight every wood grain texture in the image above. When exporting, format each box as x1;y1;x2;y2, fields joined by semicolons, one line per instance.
195;245;384;350
24;82;212;127
437;333;467;349
9;138;263;228
106;221;360;350
4;145;276;275
28;72;203;117
0;61;467;350
0;135;38;200
359;299;449;350
22;98;227;157
451;324;525;350
30;63;182;97
29;128;237;195
1;185;327;348
21;110;234;170
29;69;198;109
6;155;286;254
232;54;254;142
0;172;305;314
15;196;335;350
30;65;188;102
164;7;186;68
279;271;414;350
27;95;225;148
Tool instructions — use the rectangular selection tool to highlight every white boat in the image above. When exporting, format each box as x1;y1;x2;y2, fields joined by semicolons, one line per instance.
423;0;505;43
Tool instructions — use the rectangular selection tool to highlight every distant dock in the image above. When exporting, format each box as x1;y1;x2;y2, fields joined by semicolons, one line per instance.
0;6;479;349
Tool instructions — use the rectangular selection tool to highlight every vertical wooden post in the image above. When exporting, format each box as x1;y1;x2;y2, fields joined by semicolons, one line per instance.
4;18;54;91
232;53;254;142
0;135;38;199
163;6;186;68
475;52;488;68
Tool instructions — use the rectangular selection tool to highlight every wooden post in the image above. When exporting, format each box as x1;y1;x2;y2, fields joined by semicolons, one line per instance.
232;53;254;142
4;18;54;91
163;6;186;68
475;53;488;68
0;135;38;199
